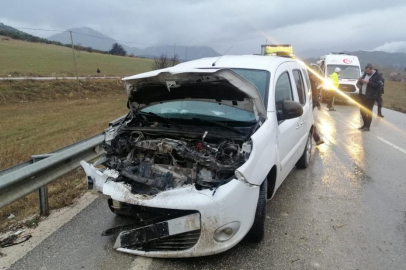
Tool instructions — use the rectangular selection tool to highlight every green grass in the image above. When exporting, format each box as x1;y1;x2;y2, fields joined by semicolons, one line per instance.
0;36;154;77
0;80;129;230
383;81;406;113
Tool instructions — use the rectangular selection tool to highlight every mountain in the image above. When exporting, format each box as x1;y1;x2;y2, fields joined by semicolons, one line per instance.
0;22;68;46
48;27;220;60
0;22;23;34
303;50;406;69
48;27;116;51
136;45;220;60
350;50;406;69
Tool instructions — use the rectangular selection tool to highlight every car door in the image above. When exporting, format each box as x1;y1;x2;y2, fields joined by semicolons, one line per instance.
301;68;313;134
274;63;301;185
290;66;311;152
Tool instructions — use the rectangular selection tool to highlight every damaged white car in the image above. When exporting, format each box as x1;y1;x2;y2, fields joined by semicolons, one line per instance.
81;55;314;257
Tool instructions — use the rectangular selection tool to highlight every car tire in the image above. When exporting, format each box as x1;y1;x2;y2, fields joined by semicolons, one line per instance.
296;131;312;169
246;178;267;242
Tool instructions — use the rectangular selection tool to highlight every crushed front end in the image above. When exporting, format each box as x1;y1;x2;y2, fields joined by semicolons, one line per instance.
80;68;266;257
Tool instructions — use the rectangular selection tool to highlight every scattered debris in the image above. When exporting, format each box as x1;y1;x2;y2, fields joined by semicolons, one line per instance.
332;224;345;230
0;231;32;248
7;214;15;220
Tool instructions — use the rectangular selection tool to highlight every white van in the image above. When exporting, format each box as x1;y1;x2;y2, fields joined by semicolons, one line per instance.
311;53;362;102
81;55;314;257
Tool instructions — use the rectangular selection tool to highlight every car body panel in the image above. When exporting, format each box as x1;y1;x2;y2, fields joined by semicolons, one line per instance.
80;55;314;258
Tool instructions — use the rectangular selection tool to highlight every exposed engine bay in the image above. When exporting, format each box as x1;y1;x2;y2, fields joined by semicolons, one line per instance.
101;114;253;195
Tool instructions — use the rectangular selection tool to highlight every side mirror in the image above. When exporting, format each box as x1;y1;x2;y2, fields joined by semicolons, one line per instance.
277;100;303;121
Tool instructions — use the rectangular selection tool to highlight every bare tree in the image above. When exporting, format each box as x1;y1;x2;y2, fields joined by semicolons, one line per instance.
170;54;180;66
151;54;171;70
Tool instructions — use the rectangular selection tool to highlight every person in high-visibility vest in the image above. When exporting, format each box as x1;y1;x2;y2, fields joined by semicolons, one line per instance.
327;67;340;111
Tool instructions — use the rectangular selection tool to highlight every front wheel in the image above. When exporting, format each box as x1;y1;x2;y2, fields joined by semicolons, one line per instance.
296;131;312;169
246;179;267;242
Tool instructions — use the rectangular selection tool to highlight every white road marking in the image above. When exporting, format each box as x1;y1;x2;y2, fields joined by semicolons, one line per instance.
376;136;406;155
131;256;153;270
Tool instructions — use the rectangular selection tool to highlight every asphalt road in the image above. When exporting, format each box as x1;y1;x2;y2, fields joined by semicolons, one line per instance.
10;104;406;270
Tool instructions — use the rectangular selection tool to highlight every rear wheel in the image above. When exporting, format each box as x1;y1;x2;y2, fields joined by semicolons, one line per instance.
246;179;267;242
296;131;312;169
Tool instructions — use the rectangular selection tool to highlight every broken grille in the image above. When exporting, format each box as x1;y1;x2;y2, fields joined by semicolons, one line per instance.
135;230;201;251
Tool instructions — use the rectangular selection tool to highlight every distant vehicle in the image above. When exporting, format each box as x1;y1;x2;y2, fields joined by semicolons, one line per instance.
81;54;314;258
311;53;362;102
261;44;295;58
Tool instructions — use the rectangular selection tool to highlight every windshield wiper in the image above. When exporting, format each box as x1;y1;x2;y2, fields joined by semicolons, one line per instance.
137;111;183;129
192;118;245;136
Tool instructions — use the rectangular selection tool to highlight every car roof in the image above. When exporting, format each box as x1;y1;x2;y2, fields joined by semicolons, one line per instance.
174;55;292;71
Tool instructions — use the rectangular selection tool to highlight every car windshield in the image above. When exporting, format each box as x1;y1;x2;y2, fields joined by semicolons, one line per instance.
141;101;256;122
327;65;360;79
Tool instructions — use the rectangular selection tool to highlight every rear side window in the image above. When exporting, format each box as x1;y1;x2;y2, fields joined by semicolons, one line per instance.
302;69;310;91
275;72;293;112
292;70;306;105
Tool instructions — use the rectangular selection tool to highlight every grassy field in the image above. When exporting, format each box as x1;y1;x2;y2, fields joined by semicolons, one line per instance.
0;36;154;77
383;80;406;113
0;80;128;230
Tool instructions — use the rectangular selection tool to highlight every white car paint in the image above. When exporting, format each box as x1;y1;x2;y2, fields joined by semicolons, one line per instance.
81;55;314;257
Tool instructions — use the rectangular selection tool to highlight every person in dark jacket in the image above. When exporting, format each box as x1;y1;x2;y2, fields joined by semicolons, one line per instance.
376;75;384;117
356;64;383;131
310;73;321;110
309;73;324;145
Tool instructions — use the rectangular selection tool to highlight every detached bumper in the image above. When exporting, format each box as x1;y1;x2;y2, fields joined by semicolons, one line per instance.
81;161;260;257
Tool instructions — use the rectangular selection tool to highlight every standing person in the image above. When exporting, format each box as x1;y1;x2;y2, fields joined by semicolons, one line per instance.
327;68;340;111
97;68;101;76
356;64;382;131
310;73;321;110
309;73;324;145
376;75;385;117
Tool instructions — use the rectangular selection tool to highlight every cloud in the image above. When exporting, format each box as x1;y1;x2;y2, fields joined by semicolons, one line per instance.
372;41;406;53
1;0;406;54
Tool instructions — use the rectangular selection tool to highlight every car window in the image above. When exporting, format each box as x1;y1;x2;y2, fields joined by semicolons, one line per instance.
275;72;293;112
302;69;310;91
232;69;270;104
292;70;306;105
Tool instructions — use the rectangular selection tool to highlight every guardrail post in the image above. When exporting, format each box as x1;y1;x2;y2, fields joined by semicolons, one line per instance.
38;185;50;216
32;155;52;216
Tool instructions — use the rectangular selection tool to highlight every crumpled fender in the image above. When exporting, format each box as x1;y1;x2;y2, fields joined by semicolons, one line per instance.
236;113;278;186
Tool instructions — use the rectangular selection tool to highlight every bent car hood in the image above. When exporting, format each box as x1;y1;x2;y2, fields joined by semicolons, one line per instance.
123;68;267;118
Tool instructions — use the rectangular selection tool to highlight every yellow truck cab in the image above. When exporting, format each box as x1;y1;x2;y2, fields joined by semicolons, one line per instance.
261;44;295;58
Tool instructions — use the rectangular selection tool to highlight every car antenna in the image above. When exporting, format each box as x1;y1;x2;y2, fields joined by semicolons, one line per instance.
212;46;233;67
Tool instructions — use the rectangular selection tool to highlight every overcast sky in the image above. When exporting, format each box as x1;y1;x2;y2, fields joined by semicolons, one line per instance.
1;0;406;55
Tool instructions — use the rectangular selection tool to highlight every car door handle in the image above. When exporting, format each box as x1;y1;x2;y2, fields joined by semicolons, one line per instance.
300;121;304;126
296;125;300;130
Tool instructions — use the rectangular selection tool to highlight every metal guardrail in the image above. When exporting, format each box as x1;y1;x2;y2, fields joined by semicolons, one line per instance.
0;133;105;214
0;114;128;215
0;115;127;215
